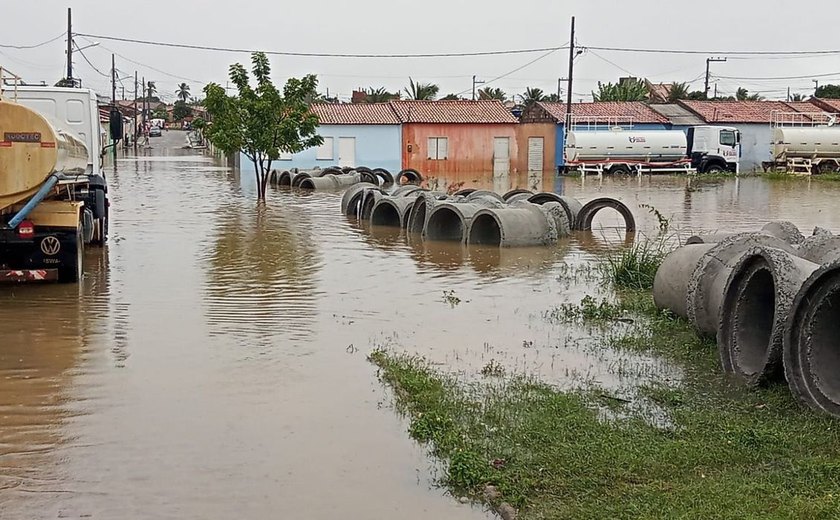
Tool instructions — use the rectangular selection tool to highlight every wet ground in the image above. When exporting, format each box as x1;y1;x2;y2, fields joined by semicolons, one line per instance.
3;131;840;518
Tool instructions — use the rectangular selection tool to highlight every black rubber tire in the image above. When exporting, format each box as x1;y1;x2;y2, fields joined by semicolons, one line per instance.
702;162;725;174
358;171;378;184
341;166;356;174
396;169;423;185
58;226;83;283
323;167;343;176
817;161;840;175
609;164;632;176
355;166;373;174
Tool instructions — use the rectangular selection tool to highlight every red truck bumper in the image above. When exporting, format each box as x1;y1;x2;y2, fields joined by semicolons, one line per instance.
0;269;59;282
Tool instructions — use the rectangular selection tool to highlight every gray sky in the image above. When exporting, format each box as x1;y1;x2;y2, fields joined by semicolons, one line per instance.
3;0;840;103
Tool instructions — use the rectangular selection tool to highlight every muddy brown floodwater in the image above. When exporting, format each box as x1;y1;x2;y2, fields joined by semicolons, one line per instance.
3;132;840;519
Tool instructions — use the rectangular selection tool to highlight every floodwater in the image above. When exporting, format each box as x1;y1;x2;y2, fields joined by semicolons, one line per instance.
3;131;840;519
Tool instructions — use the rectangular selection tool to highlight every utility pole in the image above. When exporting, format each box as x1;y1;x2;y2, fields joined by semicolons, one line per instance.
814;79;820;96
111;54;116;105
472;75;485;101
565;16;576;133
66;8;73;83
787;86;791;102
133;71;138;150
704;57;726;98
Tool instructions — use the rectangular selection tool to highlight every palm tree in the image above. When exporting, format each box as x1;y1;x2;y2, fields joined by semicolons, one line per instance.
519;87;546;105
544;93;562;102
592;78;648;102
441;93;463;100
478;87;506;101
405;78;439;100
736;87;763;101
146;81;157;99
176;83;191;102
365;87;397;103
667;82;690;102
791;93;805;102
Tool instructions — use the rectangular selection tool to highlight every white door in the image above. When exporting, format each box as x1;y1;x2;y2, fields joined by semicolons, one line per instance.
338;137;356;167
493;137;510;176
528;137;544;172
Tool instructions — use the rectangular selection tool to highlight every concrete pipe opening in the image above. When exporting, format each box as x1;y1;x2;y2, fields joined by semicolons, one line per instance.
809;285;840;405
407;200;427;234
575;198;636;232
724;259;776;378
278;171;293;186
468;213;502;247
426;207;465;242
299;178;316;190
361;191;381;220
371;201;402;227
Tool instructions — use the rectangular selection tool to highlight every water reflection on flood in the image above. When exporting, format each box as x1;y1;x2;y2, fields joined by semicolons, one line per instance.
5;134;840;519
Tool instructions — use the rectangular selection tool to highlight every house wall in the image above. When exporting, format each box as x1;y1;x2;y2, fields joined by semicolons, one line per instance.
555;123;669;169
514;123;556;173
240;124;401;173
401;123;519;176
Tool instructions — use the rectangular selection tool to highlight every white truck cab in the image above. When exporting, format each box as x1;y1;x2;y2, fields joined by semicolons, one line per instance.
687;126;741;174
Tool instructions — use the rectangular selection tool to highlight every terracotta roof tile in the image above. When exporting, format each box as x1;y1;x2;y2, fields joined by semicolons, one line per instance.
812;98;840;113
678;100;807;124
537;102;669;124
389;100;517;124
311;103;400;125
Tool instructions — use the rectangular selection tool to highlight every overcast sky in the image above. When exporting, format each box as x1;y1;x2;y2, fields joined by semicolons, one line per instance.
3;0;840;103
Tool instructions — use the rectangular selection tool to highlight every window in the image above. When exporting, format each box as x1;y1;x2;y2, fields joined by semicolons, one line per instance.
316;137;334;160
427;137;448;160
720;129;737;147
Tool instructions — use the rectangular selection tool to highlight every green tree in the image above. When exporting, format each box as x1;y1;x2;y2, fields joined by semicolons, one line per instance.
667;82;690;102
364;87;398;103
405;78;439;100
593;78;648;102
478;87;506;101
544;93;562;102
152;106;168;120
203;52;323;202
441;93;463;100
176;83;191;102
173;100;192;121
790;93;805;102
519;87;545;105
815;84;840;99
736;87;762;101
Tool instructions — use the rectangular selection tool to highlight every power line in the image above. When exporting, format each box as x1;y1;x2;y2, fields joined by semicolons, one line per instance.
454;47;563;97
76;32;569;58
585;45;840;56
73;42;109;77
0;32;66;49
80;38;211;85
715;70;840;81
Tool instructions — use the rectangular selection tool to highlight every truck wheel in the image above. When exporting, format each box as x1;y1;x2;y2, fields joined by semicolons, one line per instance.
817;162;840;175
58;226;83;283
609;164;632;176
703;163;725;174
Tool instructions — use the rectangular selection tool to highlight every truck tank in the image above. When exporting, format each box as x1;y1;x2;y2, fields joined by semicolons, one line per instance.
772;127;840;159
0;98;88;210
565;130;688;163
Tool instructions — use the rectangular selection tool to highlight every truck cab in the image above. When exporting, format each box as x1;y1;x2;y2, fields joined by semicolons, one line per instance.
687;125;740;174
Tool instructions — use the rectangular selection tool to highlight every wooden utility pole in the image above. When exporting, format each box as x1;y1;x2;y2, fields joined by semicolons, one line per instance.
111;54;116;104
66;8;73;82
705;57;726;98
472;75;485;101
134;71;138;150
565;16;576;133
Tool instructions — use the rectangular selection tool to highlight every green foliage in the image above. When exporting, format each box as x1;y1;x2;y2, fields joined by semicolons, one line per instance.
364;87;398;103
602;239;668;290
172;100;192;121
519;87;545;105
667;82;693;102
152;107;168;120
478;87;506;101
405;78;439;100
191;117;206;130
790;93;805;102
544;93;562;102
175;82;191;102
815;84;840;99
441;93;464;101
203;52;323;201
736;87;763;101
593;78;648;102
639;203;671;233
547;295;624;323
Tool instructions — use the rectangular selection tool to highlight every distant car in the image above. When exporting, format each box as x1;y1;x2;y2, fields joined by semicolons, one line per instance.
149;126;162;137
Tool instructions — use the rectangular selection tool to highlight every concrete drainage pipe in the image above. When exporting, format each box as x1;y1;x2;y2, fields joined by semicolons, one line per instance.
360;189;385;220
784;261;840;417
717;246;819;386
686;233;798;337
341;183;379;217
574;198;636;232
795;234;840;265
299;173;363;190
396;169;423;185
653;243;717;319
425;199;504;243
370;195;422;228
527;193;582;232
761;221;806;245
406;192;447;235
468;201;569;247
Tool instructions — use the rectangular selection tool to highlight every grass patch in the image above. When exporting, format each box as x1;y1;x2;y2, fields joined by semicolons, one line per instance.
602;239;668;290
371;288;840;519
763;172;840;182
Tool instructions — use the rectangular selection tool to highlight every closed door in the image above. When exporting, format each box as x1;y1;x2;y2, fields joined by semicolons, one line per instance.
528;137;544;172
493;137;510;176
338;137;356;167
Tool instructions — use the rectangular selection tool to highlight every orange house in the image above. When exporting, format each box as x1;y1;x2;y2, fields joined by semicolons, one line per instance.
391;100;519;177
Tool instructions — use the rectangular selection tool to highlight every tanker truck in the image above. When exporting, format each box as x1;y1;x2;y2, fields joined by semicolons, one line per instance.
0;86;109;283
564;125;740;175
762;125;840;175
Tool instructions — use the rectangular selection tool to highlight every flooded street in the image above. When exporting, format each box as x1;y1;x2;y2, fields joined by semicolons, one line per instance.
3;131;840;519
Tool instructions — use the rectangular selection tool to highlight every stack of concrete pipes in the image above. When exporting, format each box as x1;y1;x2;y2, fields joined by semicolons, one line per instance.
269;167;425;190
340;183;636;247
654;223;840;418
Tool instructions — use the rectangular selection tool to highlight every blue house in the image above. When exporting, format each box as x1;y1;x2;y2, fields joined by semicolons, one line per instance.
519;102;670;171
241;103;402;174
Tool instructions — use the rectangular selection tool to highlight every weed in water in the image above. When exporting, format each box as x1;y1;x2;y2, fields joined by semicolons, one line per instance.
639;203;671;233
480;359;506;377
545;295;624;324
441;290;462;308
602;238;670;290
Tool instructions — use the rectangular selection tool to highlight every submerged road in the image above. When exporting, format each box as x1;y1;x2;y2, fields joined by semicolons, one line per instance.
3;130;840;518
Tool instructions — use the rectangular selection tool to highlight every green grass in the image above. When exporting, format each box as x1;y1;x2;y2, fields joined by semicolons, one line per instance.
370;290;840;519
602;239;668;291
763;172;840;182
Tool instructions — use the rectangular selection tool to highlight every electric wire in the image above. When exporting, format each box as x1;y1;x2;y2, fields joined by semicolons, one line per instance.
0;32;66;49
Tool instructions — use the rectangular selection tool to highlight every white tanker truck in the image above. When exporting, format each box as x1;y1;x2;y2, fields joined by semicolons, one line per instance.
762;125;840;175
564;125;740;175
0;83;110;282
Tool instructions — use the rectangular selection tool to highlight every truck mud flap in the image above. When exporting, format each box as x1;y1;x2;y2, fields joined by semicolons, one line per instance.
0;269;59;282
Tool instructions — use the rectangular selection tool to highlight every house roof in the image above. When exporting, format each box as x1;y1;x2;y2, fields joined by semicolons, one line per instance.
648;103;705;126
646;82;673;103
811;98;840;113
311;102;400;125
678;100;813;124
537;101;670;124
389;100;517;124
